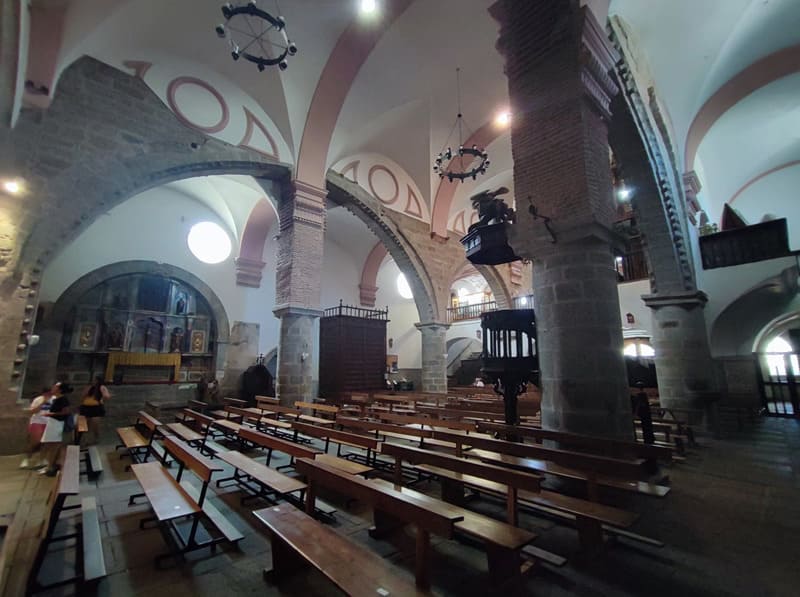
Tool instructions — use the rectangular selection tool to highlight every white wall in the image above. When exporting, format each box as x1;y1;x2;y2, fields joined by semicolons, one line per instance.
617;279;653;336
375;260;422;369
321;238;362;309
40;186;280;356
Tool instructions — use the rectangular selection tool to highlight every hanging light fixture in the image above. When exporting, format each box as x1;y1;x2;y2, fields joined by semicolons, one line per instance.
433;68;490;183
215;1;297;72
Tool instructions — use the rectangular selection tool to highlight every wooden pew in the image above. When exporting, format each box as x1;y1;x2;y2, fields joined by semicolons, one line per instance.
256;395;280;407
183;408;241;453
476;421;673;465
381;442;541;526
254;505;427;596
337;416;434;444
433;429;666;501
226;405;293;436
377;411;477;433
75;415;88;445
162;422;204;449
239;426;321;466
295;457;464;589
115;410;163;468
223;397;247;408
381;442;643;552
291;421;380;465
294;401;338;426
216;450;307;505
129;438;242;564
27;446;106;592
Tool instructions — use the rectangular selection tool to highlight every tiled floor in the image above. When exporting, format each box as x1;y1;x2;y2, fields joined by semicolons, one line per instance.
1;417;798;596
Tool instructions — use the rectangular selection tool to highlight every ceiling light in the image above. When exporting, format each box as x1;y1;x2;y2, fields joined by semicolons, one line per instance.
2;179;23;195
360;0;377;14
187;221;232;264
495;111;511;127
617;187;632;200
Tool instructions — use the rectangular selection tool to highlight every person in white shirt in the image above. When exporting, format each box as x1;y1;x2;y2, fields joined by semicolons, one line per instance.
20;383;57;469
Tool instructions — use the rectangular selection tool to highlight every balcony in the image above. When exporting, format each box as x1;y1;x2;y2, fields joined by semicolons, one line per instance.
615;249;649;282
447;294;534;323
699;218;792;270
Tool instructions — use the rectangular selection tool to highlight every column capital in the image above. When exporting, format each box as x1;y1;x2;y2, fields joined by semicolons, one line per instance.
273;305;324;319
642;290;708;310
415;321;450;332
234;257;266;288
279;179;327;231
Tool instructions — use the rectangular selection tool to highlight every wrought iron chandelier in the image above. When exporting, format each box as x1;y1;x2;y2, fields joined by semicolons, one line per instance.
215;1;297;72
433;68;490;183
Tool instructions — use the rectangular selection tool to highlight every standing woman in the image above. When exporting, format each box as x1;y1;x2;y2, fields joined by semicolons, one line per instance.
79;375;111;445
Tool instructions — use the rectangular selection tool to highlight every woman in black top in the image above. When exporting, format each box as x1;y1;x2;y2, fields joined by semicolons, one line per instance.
79;375;111;446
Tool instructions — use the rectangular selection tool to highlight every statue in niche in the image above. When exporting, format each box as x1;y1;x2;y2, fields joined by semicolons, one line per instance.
468;186;515;232
175;293;187;315
169;327;184;353
107;322;125;350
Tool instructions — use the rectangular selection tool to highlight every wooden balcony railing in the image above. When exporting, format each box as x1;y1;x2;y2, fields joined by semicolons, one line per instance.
615;249;649;282
699;218;792;270
447;300;497;323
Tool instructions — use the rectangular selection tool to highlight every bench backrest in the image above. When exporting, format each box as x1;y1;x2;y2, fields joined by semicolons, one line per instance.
476;421;672;462
433;429;646;479
184;408;216;429
136;410;162;432
294;457;460;537
163;436;220;484
259;403;302;418
292;421;380;450
59;445;81;496
223;397;247;407
294;401;339;416
337;417;431;439
226;405;262;420
372;393;416;404
255;395;279;406
189;400;209;412
239;427;321;459
381;442;542;492
416;405;508;422
377;412;476;432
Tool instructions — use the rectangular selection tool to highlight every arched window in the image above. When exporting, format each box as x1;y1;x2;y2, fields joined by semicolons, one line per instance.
764;336;798;379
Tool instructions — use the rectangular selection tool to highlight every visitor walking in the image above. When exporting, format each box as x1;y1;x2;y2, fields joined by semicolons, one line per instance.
20;384;57;469
79;375;111;446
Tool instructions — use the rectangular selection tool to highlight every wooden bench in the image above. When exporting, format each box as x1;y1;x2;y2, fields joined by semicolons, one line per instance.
28;446;106;592
476;421;673;467
182;408;239;453
239;426;321;467
75;415;88;445
115;412;160;468
223;397;248;408
162;422;204;448
254;505;427;596
433;429;664;501
295;457;464;589
216;450;307;505
291;421;380;465
255;395;280;407
337;416;435;445
129;437;242;565
294;401;338;426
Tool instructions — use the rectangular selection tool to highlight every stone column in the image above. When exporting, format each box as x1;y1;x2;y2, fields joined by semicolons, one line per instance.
273;307;322;406
220;321;260;398
644;292;719;418
609;50;719;419
0;270;41;453
493;0;633;438
273;180;326;405
415;322;449;394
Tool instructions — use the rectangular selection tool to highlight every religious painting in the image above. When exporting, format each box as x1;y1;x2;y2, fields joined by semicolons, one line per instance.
190;330;206;354
78;323;97;350
169;327;185;353
106;321;126;350
386;354;398;373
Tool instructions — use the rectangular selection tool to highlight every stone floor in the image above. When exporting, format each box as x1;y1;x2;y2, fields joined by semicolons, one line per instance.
0;416;798;597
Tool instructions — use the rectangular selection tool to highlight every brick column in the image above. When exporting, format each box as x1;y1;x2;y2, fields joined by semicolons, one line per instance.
273;180;326;405
415;322;449;394
493;0;633;438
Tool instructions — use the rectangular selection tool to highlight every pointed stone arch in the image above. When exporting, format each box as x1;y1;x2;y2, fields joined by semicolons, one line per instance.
326;170;439;323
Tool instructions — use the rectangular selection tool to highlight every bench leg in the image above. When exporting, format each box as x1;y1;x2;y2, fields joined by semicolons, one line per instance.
415;528;431;590
370;508;403;539
575;515;605;556
263;534;306;582
485;544;523;588
441;478;467;506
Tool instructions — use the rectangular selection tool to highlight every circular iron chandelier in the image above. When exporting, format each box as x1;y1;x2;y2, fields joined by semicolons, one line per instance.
433;68;490;183
215;1;297;72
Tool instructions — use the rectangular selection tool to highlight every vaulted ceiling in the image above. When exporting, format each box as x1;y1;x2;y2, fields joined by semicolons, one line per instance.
20;0;800;260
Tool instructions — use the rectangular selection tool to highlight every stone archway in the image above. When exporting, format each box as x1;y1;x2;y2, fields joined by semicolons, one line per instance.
25;260;231;396
326;170;441;323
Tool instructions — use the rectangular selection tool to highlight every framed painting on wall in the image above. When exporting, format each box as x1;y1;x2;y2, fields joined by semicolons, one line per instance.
77;323;97;350
190;330;206;354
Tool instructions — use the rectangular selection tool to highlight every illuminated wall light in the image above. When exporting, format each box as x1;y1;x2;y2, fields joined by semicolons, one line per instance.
2;179;24;195
617;186;632;200
494;111;511;127
360;0;377;14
